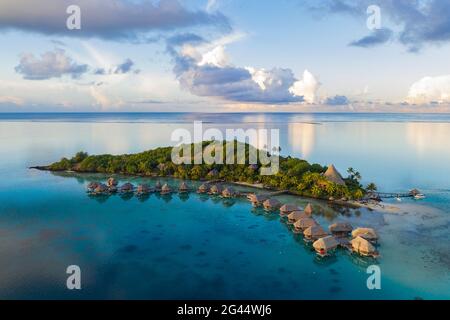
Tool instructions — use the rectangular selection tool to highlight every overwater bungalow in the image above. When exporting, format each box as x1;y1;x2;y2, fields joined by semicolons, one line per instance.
136;184;151;196
304;203;313;216
197;183;209;194
107;177;118;187
93;183;108;195
352;227;378;243
119;182;134;194
263;198;281;211
87;181;99;192
287;210;310;224
248;194;268;207
179;182;189;193
329;222;353;238
323;164;346;186
222;187;236;198
108;185;118;193
293;217;317;233
279;204;300;216
155;181;162;191
304;225;328;241
161;183;172;195
350;236;379;258
313;236;339;256
209;185;222;195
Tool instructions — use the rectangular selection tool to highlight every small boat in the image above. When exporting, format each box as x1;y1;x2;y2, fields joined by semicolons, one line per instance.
414;194;426;200
395;196;402;202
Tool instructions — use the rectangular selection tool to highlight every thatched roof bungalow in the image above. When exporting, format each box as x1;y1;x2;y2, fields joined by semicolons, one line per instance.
304;203;313;216
108;185;118;193
313;236;339;256
279;204;300;216
161;183;172;195
351;236;378;257
222;187;236;198
287;210;310;224
409;188;421;196
179;181;189;193
323;164;346;186
304;225;328;241
294;217;317;233
247;194;268;206
329;222;353;237
352;228;378;243
209;184;222;195
197;184;209;194
155;180;162;191
87;182;99;191
136;184;151;195
119;182;134;193
94;183;108;194
107;177;118;187
263;198;281;211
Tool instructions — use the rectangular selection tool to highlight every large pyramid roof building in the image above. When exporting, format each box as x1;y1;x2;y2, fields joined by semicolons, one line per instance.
323;164;346;186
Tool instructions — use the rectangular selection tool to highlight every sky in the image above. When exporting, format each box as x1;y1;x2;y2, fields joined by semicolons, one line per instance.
1;0;450;112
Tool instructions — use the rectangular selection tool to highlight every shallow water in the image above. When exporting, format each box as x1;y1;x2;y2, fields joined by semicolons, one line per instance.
0;113;449;299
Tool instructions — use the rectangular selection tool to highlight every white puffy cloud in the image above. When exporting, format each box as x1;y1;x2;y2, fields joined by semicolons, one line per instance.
199;45;229;67
166;34;324;104
289;70;321;103
407;75;450;104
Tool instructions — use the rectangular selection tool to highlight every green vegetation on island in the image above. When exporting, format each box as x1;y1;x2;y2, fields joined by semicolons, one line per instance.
45;141;367;200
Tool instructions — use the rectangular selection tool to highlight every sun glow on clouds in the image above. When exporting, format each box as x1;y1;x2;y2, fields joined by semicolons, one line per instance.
172;33;321;105
407;75;450;104
289;70;321;104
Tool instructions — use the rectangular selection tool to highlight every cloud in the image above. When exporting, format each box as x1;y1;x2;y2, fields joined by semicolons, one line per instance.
313;0;450;51
407;75;450;104
324;95;350;105
0;0;229;41
166;35;317;104
289;70;321;103
349;28;393;47
206;0;218;12
0;95;24;106
15;49;88;80
94;58;136;75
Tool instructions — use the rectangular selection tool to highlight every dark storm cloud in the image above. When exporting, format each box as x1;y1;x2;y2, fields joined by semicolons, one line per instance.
0;0;230;41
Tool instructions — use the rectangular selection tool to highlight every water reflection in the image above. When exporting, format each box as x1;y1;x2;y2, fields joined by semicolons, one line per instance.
288;122;316;159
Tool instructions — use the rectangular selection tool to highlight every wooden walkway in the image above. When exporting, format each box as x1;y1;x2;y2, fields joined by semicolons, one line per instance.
369;192;412;199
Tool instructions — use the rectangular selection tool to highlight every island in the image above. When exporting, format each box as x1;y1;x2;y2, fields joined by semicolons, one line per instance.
34;140;369;201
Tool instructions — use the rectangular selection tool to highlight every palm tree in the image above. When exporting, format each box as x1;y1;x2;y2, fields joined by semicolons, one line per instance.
347;167;355;179
366;183;378;192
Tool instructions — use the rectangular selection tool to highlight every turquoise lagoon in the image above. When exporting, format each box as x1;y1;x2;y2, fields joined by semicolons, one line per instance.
0;113;449;299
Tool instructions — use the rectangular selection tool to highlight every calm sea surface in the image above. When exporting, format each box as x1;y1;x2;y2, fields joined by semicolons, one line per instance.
0;113;449;299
